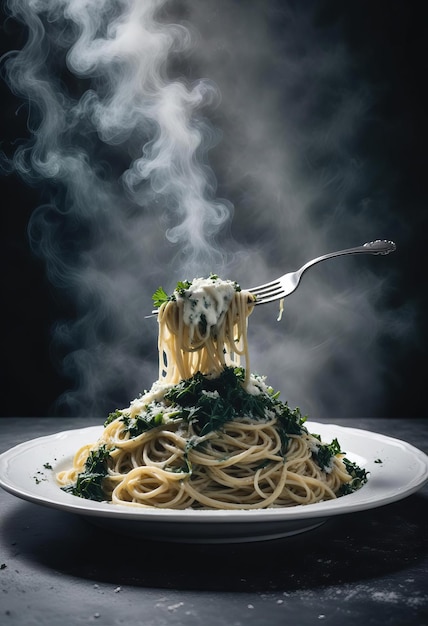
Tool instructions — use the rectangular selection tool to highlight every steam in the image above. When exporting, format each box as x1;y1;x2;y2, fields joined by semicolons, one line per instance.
2;0;405;417
3;0;236;414
6;0;231;268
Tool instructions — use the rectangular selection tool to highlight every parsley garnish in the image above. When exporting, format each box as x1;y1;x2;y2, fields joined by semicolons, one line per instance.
338;458;369;495
152;286;170;308
310;437;368;494
104;410;122;426
125;408;166;437
164;367;305;441
62;445;111;501
313;437;342;471
175;280;192;296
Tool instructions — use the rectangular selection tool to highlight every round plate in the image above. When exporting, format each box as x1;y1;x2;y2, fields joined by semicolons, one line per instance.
0;422;427;543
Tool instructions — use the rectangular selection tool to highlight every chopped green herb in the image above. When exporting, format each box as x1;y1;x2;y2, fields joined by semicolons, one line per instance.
175;280;192;296
338;458;369;495
311;436;368;494
124;407;167;437
314;437;342;471
33;470;47;484
164;366;305;444
43;462;53;470
374;458;383;464
152;286;170;308
105;410;122;427
62;445;111;501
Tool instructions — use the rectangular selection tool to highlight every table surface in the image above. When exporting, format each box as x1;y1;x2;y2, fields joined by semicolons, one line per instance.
0;417;427;626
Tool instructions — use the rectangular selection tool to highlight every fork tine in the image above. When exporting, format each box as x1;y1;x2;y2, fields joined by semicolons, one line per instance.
254;292;285;305
246;279;281;295
253;290;284;303
249;284;283;299
253;289;284;302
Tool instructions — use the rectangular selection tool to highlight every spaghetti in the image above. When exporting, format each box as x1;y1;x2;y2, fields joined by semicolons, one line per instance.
156;276;255;385
58;276;367;509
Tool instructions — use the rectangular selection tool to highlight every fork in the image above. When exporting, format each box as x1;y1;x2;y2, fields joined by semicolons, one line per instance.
247;239;396;305
147;239;396;315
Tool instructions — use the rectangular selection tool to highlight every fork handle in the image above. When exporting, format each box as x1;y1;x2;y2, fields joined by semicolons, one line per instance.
326;240;396;256
360;240;396;255
299;239;397;266
298;240;396;277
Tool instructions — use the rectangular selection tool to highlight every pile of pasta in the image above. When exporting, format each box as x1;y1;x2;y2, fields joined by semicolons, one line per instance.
58;276;367;509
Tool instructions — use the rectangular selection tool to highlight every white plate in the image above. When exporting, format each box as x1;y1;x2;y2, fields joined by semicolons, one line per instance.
0;422;427;543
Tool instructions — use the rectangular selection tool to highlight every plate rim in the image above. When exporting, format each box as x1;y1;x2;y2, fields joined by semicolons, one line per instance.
1;421;427;524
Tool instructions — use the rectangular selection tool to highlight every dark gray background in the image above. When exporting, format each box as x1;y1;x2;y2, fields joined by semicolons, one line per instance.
1;0;427;419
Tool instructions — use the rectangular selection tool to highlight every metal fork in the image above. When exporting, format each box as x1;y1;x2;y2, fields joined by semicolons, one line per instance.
247;240;396;305
147;240;396;315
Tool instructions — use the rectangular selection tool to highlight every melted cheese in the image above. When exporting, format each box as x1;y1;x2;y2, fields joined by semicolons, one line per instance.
175;277;237;338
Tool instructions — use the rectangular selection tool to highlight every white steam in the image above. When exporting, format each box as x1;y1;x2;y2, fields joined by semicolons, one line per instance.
3;0;405;417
